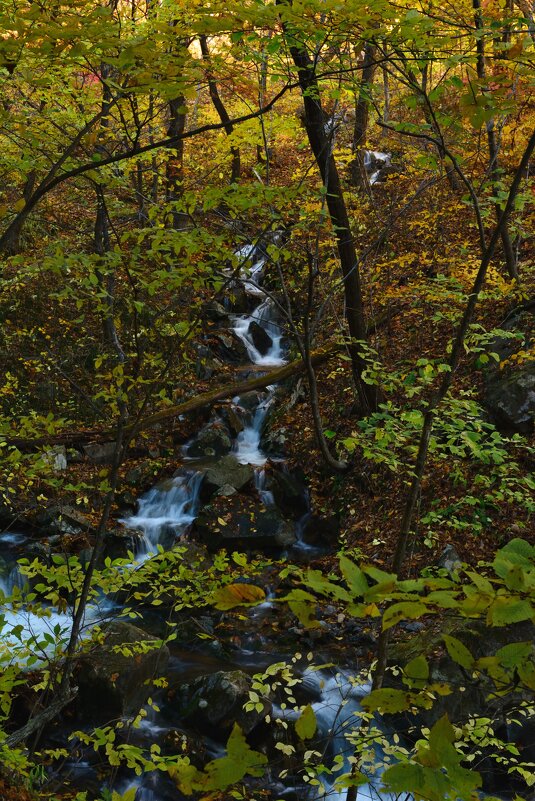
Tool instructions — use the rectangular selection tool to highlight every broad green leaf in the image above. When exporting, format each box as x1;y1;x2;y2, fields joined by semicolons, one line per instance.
443;635;474;670
339;555;368;596
404;655;429;683
361;688;411;713
487;597;532;626
382;601;428;630
295;704;317;740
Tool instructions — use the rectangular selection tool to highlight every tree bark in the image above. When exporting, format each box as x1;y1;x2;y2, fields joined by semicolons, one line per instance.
282;20;378;412
474;0;518;279
199;35;241;184
166;94;188;230
350;42;377;188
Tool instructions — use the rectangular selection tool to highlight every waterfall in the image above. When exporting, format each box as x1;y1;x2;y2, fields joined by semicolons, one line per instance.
124;471;203;556
233;394;274;466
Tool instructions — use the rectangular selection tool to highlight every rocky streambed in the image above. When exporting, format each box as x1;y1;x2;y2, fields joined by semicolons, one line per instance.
1;221;534;801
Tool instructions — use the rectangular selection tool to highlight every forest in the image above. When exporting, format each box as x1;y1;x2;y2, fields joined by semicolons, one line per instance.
0;0;534;800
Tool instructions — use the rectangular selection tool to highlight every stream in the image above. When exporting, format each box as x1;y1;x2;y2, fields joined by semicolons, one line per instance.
0;235;380;801
2;183;513;801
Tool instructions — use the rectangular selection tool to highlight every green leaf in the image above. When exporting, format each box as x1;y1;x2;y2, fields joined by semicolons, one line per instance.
443;635;474;670
361;688;412;713
339;555;369;596
487;597;532;626
295;704;317;740
382;601;428;630
404;655;429;684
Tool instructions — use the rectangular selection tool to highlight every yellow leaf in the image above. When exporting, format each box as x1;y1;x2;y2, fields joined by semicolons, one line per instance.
212;583;266;610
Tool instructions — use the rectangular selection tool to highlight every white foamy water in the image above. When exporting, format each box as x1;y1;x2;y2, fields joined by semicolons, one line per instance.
255;468;275;506
233;244;266;296
234;395;274;466
273;669;405;801
0;571;112;667
233;298;286;367
124;472;203;556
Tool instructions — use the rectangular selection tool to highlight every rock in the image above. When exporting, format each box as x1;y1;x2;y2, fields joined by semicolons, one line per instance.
267;467;309;521
42;446;67;472
437;544;462;575
187;424;232;458
209;332;249;364
485;370;535;434
235;391;264;413
203;301;229;322
216;483;238;497
101;528;144;562
194;493;296;550
83;441;118;464
300;514;340;547
261;426;289;456
201;455;254;495
219;405;244;437
76;621;170;723
227;286;249;314
484;306;535;434
248;320;273;355
124;460;160;490
176;670;270;738
36;504;92;536
191;343;222;380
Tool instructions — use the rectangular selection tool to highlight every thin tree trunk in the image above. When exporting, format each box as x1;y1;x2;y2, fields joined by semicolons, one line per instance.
381;65;390;134
94;65;125;362
474;0;518;279
166;94;188;230
282;19;378;413
350;42;377;188
199;34;240;184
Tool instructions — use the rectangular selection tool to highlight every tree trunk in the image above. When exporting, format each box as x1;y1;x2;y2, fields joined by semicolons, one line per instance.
350;42;377;188
474;0;518;279
281;20;378;412
199;34;241;184
166;94;188;230
94;66;125;362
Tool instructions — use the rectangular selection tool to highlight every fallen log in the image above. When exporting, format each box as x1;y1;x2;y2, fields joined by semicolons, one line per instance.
3;344;341;449
4;305;401;450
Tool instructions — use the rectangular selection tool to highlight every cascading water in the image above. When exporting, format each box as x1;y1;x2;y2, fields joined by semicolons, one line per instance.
233;299;286;367
233;393;274;467
234;243;267;296
124;471;203;556
274;669;405;801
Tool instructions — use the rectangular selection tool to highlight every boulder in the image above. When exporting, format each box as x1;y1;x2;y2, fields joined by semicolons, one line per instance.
193;493;296;550
248;320;273;356
76;621;170;722
101;528;144;562
186;424;232;459
176;670;270;738
209;332;249;364
261;426;289;456
203;300;229;322
36;504;92;536
267;467;309;521
124;460;161;490
218;405;245;437
201;455;254;495
300;514;340;547
483;306;535;434
83;441;118;464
